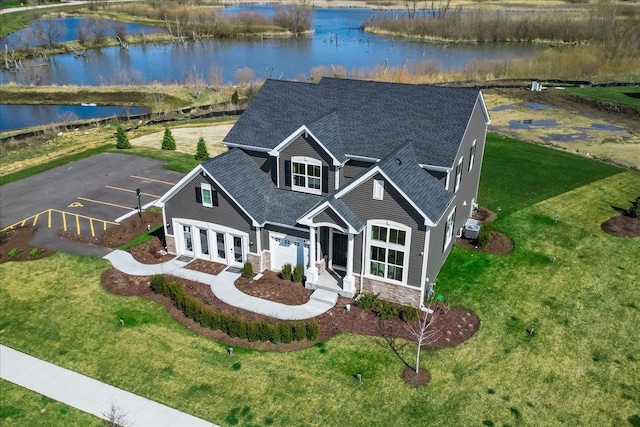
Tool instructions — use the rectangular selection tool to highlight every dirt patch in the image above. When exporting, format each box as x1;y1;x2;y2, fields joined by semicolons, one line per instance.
473;206;497;223
0;227;54;263
101;268;479;352
402;366;431;387
601;214;640;238
129;125;232;157
184;259;227;275
457;231;514;256
234;271;313;306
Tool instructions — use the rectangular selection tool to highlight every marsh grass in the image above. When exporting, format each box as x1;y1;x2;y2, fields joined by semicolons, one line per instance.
1;142;639;425
0;379;102;426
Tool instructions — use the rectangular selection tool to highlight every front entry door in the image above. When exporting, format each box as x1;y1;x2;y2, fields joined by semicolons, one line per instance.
231;235;244;266
332;232;348;270
183;225;194;256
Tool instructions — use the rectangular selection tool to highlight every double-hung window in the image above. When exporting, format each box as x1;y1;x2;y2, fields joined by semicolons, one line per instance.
291;156;322;195
201;183;213;207
469;140;477;171
367;221;410;284
444;207;456;250
454;158;463;193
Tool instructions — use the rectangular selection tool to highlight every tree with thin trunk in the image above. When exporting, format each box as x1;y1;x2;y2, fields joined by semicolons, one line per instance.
404;299;444;374
116;124;131;149
102;401;132;427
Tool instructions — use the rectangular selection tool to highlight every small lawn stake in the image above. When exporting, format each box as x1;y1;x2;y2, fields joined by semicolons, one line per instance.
355;373;362;382
333;322;339;330
119;318;124;326
345;304;350;313
526;327;535;336
228;347;233;356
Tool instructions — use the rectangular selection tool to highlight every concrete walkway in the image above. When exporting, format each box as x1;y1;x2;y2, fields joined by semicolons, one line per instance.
0;345;216;427
103;250;337;320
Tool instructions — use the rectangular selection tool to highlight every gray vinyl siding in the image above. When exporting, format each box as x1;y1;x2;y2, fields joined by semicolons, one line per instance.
261;223;310;251
245;149;277;184
164;175;256;246
340;159;374;186
312;208;347;229
426;99;488;281
278;135;335;194
340;173;425;289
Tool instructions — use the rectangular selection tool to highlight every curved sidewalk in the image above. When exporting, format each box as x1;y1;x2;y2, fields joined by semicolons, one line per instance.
0;345;215;427
103;250;336;320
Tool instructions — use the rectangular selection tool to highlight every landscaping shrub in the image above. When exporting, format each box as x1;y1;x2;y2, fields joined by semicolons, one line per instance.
373;300;399;320
281;263;292;281
399;305;420;322
161;127;176;150
115;124;131;149
242;261;253;279
355;292;379;309
478;222;493;248
279;323;293;344
231;89;239;105
29;248;42;257
8;248;21;257
306;319;319;341
629;196;640;219
194;136;209;161
149;274;318;343
292;264;303;283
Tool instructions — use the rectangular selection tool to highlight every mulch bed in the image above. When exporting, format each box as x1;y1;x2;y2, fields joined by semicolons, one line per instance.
102;268;479;355
601;214;640;238
0;226;54;263
456;231;514;256
235;271;313;306
184;259;227;275
473;206;497;223
402;366;431;387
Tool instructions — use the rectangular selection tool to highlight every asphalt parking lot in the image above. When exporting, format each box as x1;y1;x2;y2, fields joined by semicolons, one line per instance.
1;153;185;240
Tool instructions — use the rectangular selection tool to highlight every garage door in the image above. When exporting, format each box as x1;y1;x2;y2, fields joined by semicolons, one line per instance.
270;234;309;272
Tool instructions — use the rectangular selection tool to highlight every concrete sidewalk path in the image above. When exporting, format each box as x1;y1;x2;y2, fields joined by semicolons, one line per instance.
104;250;337;320
0;345;216;427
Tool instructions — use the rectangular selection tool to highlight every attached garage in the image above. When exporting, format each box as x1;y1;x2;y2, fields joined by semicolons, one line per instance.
269;233;309;272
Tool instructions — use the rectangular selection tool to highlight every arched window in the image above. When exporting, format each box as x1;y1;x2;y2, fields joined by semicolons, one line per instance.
365;220;411;284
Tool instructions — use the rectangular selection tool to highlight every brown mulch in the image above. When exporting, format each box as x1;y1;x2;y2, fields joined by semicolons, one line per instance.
102;268;479;353
184;259;227;275
473;206;497;223
402;366;431;387
601;214;640;238
0;226;54;263
235;271;313;306
456;231;514;256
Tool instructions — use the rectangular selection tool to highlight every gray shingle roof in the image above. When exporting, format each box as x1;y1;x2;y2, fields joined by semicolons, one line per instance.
327;197;365;231
201;148;322;226
224;78;481;167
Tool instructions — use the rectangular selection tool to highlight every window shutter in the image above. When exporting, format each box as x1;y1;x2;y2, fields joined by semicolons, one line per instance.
322;165;329;193
212;190;219;207
284;160;291;187
195;186;202;203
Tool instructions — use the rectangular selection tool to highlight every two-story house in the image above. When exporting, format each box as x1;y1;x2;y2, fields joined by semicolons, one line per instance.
156;78;490;308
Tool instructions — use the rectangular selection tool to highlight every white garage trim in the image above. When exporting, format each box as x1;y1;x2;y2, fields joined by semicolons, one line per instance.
269;232;310;273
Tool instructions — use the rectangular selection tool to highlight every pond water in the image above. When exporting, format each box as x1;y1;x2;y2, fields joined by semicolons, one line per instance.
0;104;148;132
0;6;545;86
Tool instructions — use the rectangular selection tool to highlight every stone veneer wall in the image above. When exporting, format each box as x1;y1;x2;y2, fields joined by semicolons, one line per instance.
261;251;271;272
247;254;261;274
362;278;422;308
316;256;327;275
165;235;176;255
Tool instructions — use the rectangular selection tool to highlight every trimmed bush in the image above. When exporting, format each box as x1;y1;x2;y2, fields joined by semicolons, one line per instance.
268;323;280;344
292;264;303;283
194;137;209;161
399;305;420;322
231;89;239;105
247;323;260;342
292;321;307;341
355;292;379;309
629;196;640;219
373;300;399;320
478;222;493;248
281;263;292;281
242;261;253;279
306;319;319;341
279;323;293;344
115;124;131;149
161;127;176;150
257;321;271;342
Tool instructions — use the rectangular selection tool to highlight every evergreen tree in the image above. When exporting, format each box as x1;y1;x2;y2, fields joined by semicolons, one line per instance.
161;127;176;150
115;124;131;149
231;89;239;105
194;137;209;161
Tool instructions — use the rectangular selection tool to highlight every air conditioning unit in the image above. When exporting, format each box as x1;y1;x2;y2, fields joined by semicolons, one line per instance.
463;218;481;240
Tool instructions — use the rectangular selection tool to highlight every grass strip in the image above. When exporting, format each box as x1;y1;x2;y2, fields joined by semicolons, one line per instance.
564;86;640;109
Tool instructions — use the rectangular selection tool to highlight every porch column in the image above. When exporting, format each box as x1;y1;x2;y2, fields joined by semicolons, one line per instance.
343;232;356;294
307;225;319;283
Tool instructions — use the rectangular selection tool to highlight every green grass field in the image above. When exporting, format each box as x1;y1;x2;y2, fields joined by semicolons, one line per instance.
1;138;639;426
564;86;640;109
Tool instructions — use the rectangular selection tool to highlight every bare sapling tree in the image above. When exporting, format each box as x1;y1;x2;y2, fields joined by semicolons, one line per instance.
185;66;207;98
115;21;128;50
404;298;445;374
102;401;132;427
209;65;223;91
274;0;312;37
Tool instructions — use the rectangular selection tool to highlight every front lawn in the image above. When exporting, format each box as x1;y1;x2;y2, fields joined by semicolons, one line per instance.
0;140;638;426
564;85;640;109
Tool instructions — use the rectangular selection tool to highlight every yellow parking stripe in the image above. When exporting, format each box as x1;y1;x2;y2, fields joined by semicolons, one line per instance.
105;185;160;198
130;175;175;186
48;209;52;228
89;218;95;237
77;197;132;210
76;215;81;235
33;214;38;226
62;212;67;231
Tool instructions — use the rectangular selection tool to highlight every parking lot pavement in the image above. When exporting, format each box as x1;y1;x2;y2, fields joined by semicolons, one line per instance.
1;153;185;240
